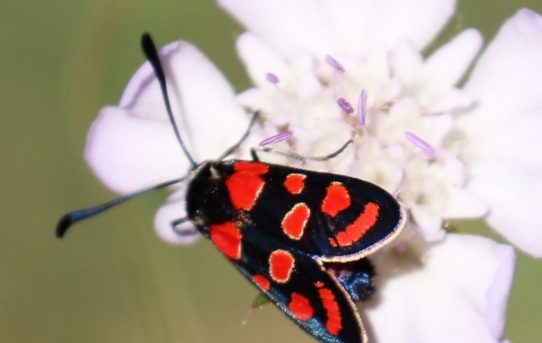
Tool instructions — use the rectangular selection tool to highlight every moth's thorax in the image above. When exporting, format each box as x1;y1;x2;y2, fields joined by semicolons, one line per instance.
186;161;235;233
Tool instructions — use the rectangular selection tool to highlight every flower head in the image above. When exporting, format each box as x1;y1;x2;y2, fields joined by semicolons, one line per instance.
224;1;542;258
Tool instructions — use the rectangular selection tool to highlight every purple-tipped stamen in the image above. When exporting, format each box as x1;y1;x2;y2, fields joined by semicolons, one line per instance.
405;131;435;157
325;54;345;73
259;130;293;147
265;72;280;85
357;90;368;126
337;98;354;114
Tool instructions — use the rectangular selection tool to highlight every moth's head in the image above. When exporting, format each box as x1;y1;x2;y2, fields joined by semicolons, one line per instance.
186;161;235;231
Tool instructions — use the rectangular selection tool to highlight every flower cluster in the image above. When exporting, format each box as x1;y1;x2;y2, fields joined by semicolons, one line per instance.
83;0;542;341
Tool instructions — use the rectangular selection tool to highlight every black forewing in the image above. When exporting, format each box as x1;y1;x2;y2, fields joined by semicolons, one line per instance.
231;223;367;343
246;163;405;260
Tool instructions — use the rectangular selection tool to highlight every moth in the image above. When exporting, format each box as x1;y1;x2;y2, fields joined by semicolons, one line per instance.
57;33;406;343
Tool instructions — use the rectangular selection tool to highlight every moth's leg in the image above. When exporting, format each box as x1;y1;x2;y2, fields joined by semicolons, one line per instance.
250;148;261;162
253;139;353;164
171;217;199;237
218;111;260;160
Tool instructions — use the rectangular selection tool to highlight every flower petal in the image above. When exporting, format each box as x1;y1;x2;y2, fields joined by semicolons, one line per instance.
236;32;290;88
463;9;542;121
467;160;542;257
442;187;488;219
220;0;456;57
423;29;483;89
219;0;336;56
123;40;249;161
85;107;188;194
86;40;249;193
321;0;457;55
154;191;200;245
367;234;514;343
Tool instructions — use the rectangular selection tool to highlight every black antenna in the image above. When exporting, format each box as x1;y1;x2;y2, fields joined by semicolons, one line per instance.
56;176;187;238
141;33;197;168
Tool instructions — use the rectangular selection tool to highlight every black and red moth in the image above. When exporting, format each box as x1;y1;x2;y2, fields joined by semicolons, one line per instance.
57;34;406;343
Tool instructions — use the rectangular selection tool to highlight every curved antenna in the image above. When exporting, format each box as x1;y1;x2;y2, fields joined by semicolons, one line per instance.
56;176;187;238
141;33;197;168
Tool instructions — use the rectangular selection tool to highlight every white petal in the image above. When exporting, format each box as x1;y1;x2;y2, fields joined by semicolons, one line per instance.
460;109;542;171
464;9;542;121
85;107;188;194
154;191;200;245
410;205;445;241
390;38;423;84
219;0;336;57
467;160;542;257
220;0;456;57
86;41;249;193
236;33;290;88
424;29;483;88
442;187;488;218
120;40;248;161
367;234;514;343
323;0;457;55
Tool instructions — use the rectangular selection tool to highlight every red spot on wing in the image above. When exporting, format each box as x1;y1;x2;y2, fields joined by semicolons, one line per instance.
269;250;295;283
334;202;380;247
284;173;306;194
321;182;351;217
210;221;242;260
234;161;269;174
252;274;271;291
289;292;314;321
315;283;342;335
226;161;269;211
281;203;310;240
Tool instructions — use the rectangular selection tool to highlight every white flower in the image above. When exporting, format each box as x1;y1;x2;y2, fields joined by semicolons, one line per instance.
221;0;542;258
366;233;515;343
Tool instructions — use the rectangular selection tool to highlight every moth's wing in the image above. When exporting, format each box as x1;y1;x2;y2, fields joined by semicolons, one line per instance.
256;164;407;261
210;220;367;343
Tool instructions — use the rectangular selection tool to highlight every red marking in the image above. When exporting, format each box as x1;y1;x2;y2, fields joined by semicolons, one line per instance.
234;161;269;174
321;182;351;217
252;274;271;291
284;173;306;194
269;250;295;283
317;287;342;335
289;292;314;321
314;281;324;288
209;221;242;260
281;203;310;240
335;202;380;247
226;161;269;211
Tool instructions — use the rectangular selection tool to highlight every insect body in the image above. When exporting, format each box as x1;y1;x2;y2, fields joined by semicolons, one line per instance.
186;160;405;342
57;34;406;343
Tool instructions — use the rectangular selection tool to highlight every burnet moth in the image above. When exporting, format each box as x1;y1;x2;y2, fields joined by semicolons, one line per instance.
57;33;407;343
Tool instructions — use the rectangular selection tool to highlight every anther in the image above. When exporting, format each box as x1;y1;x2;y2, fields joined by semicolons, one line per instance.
325;54;345;73
337;98;354;114
357;90;368;126
259;130;293;146
265;72;280;85
405;131;435;157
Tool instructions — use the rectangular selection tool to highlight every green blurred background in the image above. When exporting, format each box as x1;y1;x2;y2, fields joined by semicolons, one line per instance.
2;0;542;342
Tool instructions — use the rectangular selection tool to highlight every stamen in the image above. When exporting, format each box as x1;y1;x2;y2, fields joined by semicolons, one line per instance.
357;90;368;126
259;130;293;146
405;131;435;157
336;98;354;114
325;54;345;73
265;72;280;85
